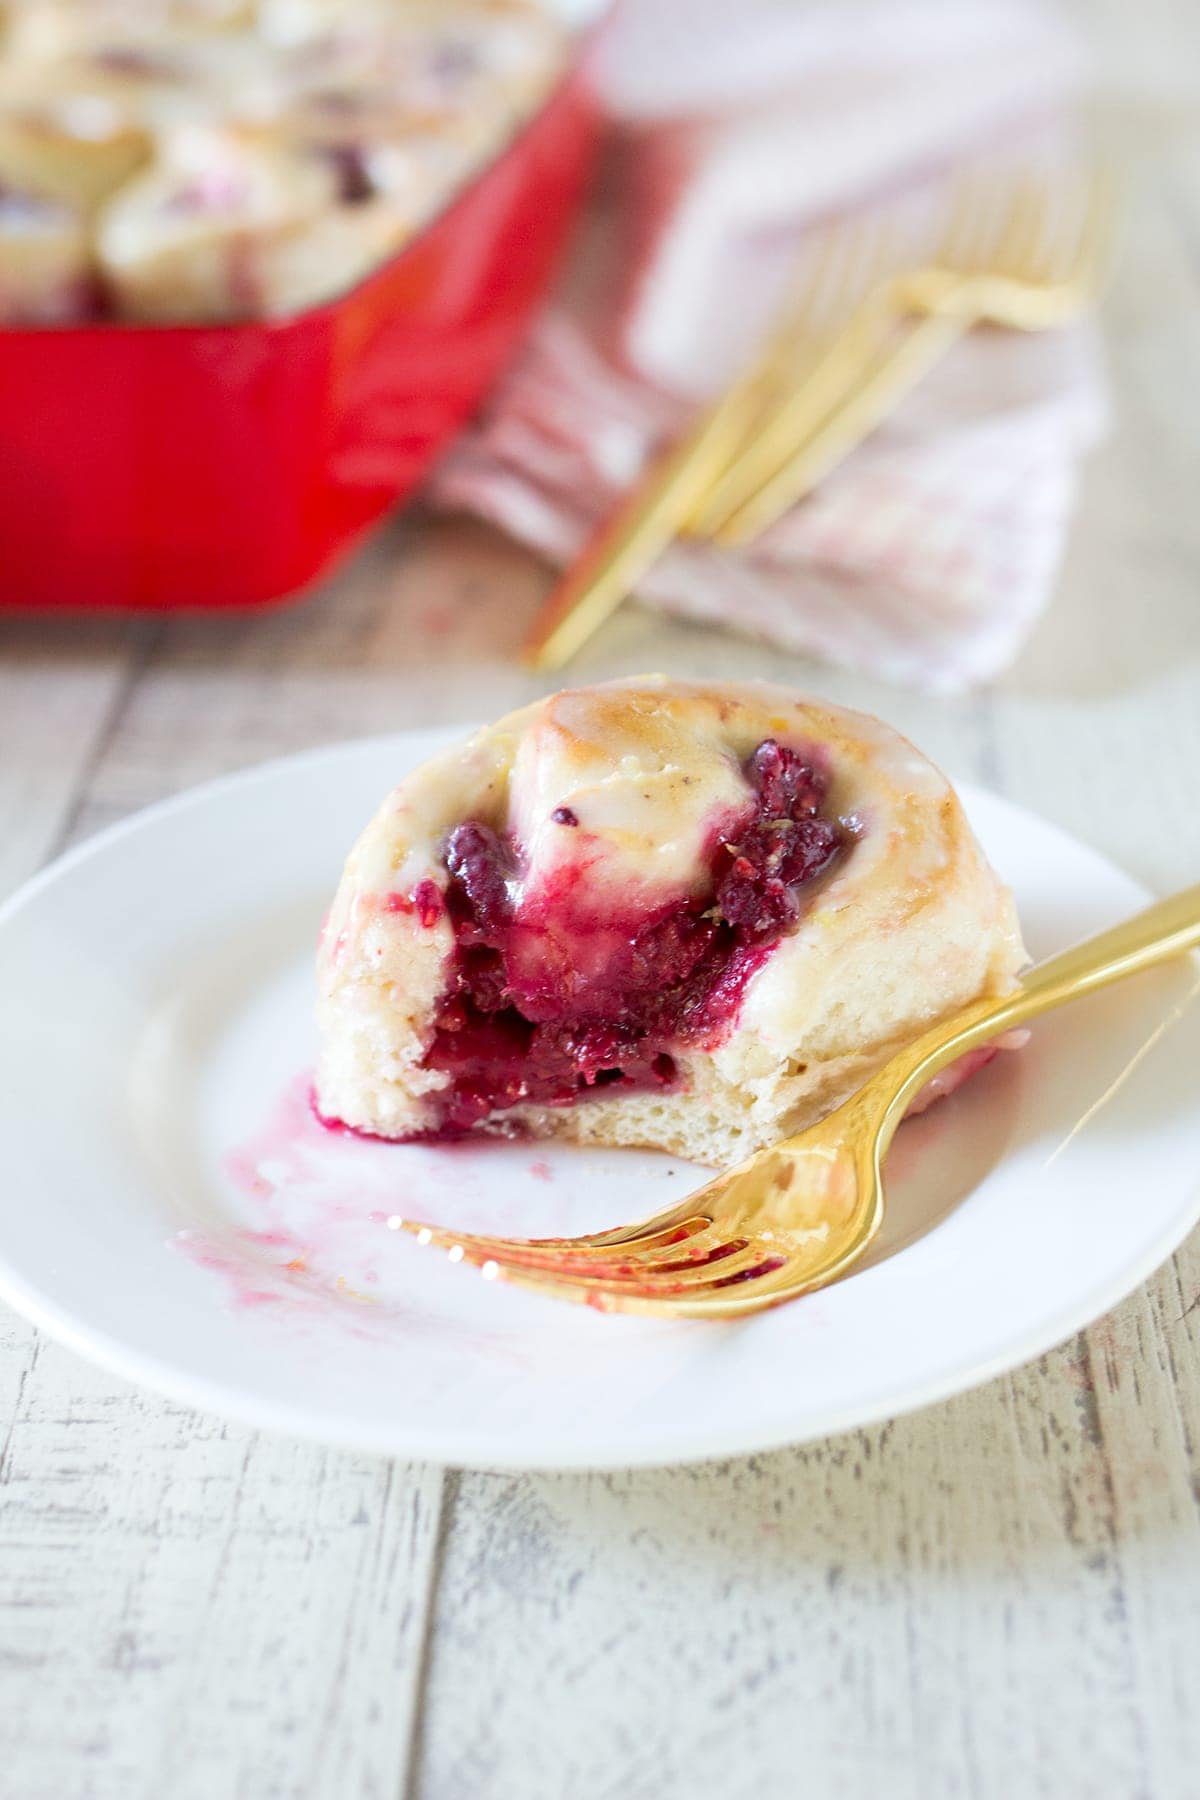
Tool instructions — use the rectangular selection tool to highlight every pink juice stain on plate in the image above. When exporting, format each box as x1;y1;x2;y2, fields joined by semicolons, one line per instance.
175;1070;522;1318
172;1070;539;1368
172;1073;411;1317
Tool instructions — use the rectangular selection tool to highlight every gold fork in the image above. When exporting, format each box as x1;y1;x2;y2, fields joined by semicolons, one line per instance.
697;170;1116;547
399;881;1200;1319
520;212;898;672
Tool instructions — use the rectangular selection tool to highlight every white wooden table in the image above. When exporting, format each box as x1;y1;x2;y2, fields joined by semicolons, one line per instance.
2;23;1199;1799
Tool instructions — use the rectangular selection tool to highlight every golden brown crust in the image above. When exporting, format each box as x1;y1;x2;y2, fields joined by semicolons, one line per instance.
315;678;1027;1163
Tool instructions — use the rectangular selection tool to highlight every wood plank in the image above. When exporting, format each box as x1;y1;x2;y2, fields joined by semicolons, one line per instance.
0;607;448;1800
0;616;140;891
62;517;561;838
415;132;1200;1800
0;615;142;1771
0;1337;444;1800
416;1351;1194;1800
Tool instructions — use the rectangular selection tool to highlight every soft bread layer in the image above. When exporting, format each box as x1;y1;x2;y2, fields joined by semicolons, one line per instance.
0;192;90;321
502;1034;1008;1168
316;678;1026;1168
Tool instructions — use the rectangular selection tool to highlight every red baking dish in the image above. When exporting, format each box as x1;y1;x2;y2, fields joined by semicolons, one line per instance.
0;27;603;611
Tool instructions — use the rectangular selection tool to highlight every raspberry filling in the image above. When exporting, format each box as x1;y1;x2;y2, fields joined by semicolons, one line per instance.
414;740;846;1137
321;143;375;204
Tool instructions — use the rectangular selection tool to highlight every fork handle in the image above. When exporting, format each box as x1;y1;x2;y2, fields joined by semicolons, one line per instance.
712;307;971;548
521;382;762;671
687;286;895;539
885;880;1200;1120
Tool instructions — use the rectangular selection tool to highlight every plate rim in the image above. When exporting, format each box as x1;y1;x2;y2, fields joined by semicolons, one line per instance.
1;730;1196;1472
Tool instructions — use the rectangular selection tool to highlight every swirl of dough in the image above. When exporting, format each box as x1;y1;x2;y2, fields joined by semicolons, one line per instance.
316;677;1025;1166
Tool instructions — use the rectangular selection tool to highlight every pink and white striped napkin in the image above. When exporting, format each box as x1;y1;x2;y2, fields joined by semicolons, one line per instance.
428;0;1108;692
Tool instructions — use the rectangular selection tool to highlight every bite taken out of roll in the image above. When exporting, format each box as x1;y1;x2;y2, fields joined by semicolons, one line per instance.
316;678;1026;1169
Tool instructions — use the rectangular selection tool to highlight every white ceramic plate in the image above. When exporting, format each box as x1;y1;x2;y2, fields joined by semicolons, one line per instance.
1;731;1197;1470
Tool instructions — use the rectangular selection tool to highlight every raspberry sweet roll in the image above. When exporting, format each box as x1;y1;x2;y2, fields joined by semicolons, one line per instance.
0;69;151;214
0;183;91;320
94;123;345;319
316;679;1026;1168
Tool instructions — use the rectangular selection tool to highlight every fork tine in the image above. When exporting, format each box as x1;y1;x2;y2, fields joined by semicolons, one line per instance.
502;1239;773;1291
817;210;895;326
990;168;1116;317
400;1218;722;1276
961;175;1029;276
952;170;1044;275
936;171;990;267
1072;169;1119;286
742;215;859;385
943;167;1029;270
587;1256;814;1317
471;1238;789;1301
753;210;880;383
695;179;1003;544
987;180;1033;272
1003;179;1058;281
489;1247;807;1318
1047;178;1089;285
396;1195;795;1295
393;1195;713;1262
788;215;862;329
689;209;901;536
489;1223;745;1276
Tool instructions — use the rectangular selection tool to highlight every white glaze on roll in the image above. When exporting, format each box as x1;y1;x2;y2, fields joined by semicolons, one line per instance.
316;677;1026;1167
